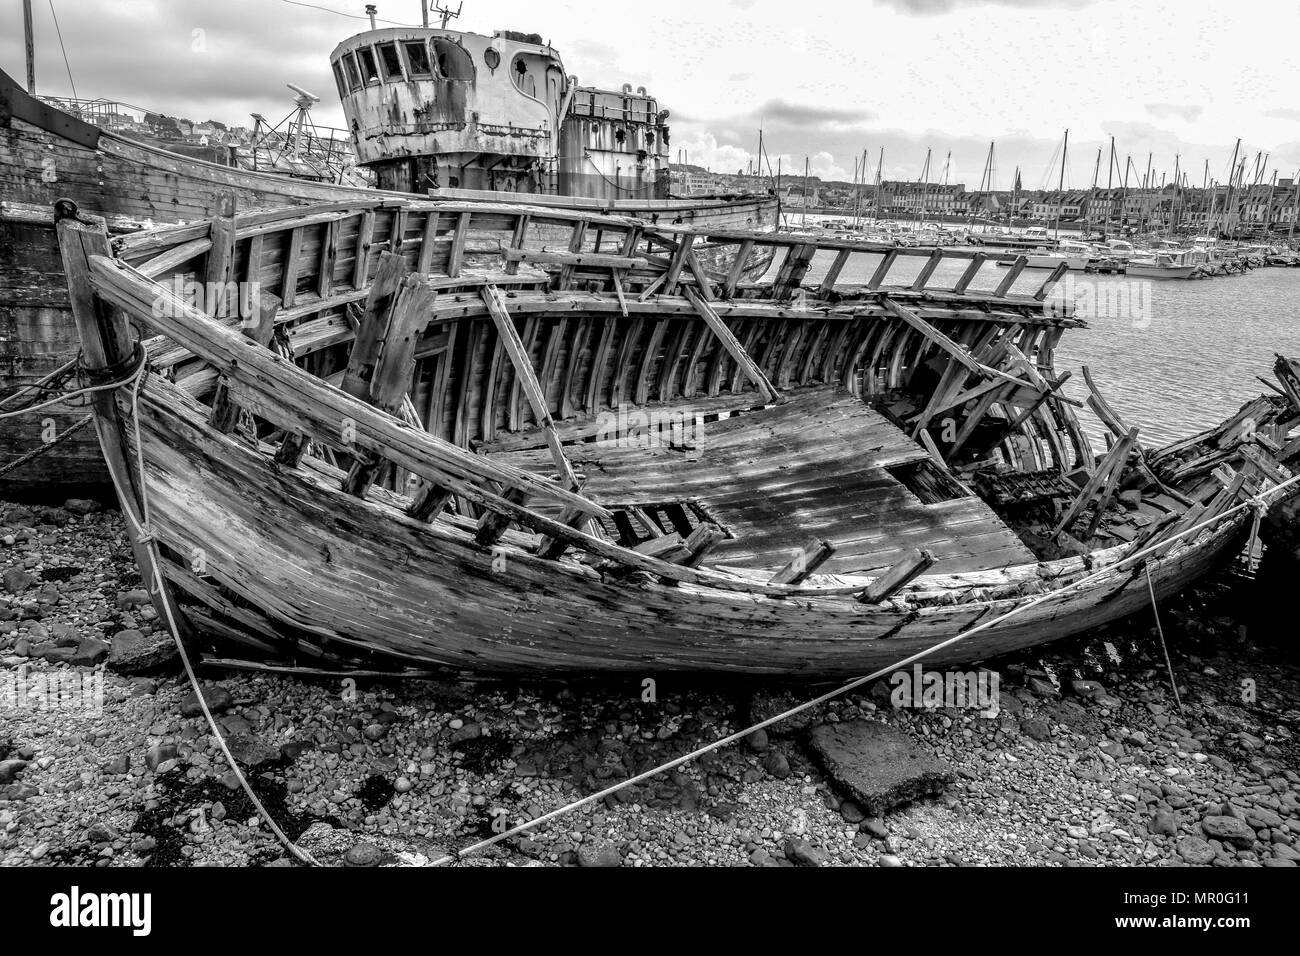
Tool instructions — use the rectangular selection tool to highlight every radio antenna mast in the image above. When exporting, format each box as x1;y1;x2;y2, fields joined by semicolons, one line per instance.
432;2;463;28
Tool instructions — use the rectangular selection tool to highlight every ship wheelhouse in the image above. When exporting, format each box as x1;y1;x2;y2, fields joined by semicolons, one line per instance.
331;27;670;202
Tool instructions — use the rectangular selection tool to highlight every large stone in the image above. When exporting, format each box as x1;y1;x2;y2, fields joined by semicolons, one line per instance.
63;499;102;515
68;637;109;668
577;843;623;868
107;629;178;674
808;720;955;816
2;569;35;594
0;759;27;784
783;838;829;867
225;734;280;768
1176;836;1217;866
1201;816;1257;849
180;685;233;717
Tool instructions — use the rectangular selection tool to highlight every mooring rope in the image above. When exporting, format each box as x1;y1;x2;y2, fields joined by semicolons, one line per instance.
427;470;1300;866
1145;564;1184;715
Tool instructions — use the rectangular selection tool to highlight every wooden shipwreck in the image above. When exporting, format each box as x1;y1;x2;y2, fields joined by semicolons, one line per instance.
48;194;1300;675
0;66;776;494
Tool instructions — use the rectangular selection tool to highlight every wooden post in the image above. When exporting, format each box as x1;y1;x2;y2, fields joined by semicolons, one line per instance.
203;193;237;318
53;204;199;657
856;549;936;604
724;239;756;299
22;0;35;93
210;291;281;433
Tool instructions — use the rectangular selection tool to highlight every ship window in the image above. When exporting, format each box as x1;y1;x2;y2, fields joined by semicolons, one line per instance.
431;39;473;80
377;42;404;80
358;47;380;85
484;47;501;70
341;53;363;91
332;61;348;99
404;41;432;76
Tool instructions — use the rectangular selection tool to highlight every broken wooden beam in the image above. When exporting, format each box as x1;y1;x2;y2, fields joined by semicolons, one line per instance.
686;288;779;405
856;549;936;604
1054;427;1138;537
210;291;282;434
769;539;836;586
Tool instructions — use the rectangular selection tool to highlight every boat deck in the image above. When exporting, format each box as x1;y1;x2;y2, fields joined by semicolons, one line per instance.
495;386;1038;575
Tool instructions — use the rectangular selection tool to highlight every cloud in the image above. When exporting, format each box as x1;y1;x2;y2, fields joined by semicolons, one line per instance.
1145;103;1204;123
1265;108;1300;122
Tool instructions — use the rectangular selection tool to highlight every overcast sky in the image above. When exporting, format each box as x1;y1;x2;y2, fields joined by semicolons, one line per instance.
5;0;1298;188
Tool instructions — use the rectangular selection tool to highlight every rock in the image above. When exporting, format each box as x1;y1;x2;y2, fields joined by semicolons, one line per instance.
63;499;102;515
32;642;75;664
748;848;773;867
1070;680;1107;701
744;728;769;753
2;569;35;594
394;777;413;794
1150;809;1178;837
762;750;791;780
343;842;383;867
1021;717;1052;742
144;744;179;772
1202;816;1257;849
840;800;866;825
860;817;889;840
449;723;481;745
87;822;118;843
0;783;38;801
577;843;622;868
808;721;955;816
116;590;151;609
226;734;279;768
783;838;828;867
102;755;130;775
107;629;178;674
0;759;27;784
1026;676;1059;698
878;854;903;867
362;724;386;742
1177;836;1217;866
68;637;109;667
180;685;233;717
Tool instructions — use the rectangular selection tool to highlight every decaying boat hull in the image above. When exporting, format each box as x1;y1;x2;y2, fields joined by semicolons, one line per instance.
134;381;1249;675
48;197;1299;676
0;66;777;494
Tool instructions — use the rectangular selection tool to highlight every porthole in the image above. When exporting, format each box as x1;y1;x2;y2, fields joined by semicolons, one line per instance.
484;47;501;70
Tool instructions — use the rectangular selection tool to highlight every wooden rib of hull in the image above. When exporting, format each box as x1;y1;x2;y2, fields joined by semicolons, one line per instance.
0;67;776;493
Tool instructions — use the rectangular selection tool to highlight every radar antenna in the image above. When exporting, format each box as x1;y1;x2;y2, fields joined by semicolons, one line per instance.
426;2;463;28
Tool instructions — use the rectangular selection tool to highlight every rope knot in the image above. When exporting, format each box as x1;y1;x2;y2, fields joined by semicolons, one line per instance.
136;525;158;546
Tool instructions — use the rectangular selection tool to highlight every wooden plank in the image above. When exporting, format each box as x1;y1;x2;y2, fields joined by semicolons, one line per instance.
686;289;779;404
723;239;756;299
952;253;988;294
505;249;649;271
1084;426;1140;539
280;226;305;309
317;218;339;298
557;220;589;290
342;273;439;496
210;291;281;434
769;539;836;586
867;249;899;290
661;233;695;293
203;198;238;319
138;237;213;280
819;248;853;296
1035;261;1071;301
446;210;472;278
675;523;727;569
910;249;945;292
857;549;937;604
503;213;532;276
994;256;1028;297
340;251;409;401
481;286;580;493
416;210;440;275
686;250;717;301
353;210;375;287
1054;427;1138;536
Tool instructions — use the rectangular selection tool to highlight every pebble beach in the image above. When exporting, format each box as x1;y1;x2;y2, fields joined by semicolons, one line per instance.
2;499;1298;869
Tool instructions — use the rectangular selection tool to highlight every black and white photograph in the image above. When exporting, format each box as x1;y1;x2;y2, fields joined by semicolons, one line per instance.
0;0;1295;936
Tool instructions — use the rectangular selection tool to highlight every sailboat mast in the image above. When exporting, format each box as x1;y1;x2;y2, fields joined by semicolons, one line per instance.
1054;129;1068;241
23;0;36;94
1222;138;1241;238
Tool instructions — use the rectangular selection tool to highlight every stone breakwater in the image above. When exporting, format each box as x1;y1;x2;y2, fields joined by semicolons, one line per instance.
1;499;1298;867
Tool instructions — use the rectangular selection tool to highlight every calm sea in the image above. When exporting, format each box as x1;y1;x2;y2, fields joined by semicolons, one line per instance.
791;249;1300;446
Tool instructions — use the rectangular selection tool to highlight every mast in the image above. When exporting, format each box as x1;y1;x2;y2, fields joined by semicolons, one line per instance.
802;156;809;229
22;0;36;94
874;147;884;220
1054;129;1069;242
1222;138;1241;238
1087;147;1101;238
1107;136;1117;234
